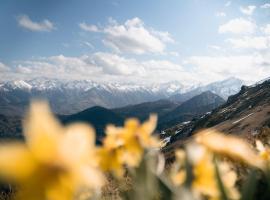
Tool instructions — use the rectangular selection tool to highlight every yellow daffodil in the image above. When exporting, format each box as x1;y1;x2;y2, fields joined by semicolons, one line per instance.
171;150;186;186
172;144;239;200
195;129;266;170
256;140;270;161
0;101;104;200
191;149;239;200
97;115;159;176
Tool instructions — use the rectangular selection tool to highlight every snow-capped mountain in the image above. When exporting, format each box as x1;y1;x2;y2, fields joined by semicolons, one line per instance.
0;77;244;116
170;77;244;102
0;79;190;116
200;77;244;99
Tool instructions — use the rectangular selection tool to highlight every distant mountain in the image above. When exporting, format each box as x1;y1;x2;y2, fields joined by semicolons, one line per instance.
0;114;22;139
0;77;244;117
113;99;179;121
159;91;225;129
165;79;270;151
0;91;225;141
60;106;124;142
0;79;189;116
170;77;244;102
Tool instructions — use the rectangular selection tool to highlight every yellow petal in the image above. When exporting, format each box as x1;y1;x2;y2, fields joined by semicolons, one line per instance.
140;114;157;136
0;143;36;181
23;101;63;163
196;129;266;169
125;118;140;131
192;152;218;198
76;165;104;189
60;123;95;165
172;170;186;186
104;126;125;149
97;147;124;177
45;173;75;200
256;140;265;152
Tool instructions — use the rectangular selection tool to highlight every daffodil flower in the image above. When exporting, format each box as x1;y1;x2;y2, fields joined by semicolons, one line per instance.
256;140;270;161
195;129;266;170
97;115;159;177
172;143;239;200
0;101;104;200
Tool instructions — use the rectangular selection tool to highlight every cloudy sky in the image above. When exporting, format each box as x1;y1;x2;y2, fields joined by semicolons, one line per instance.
0;0;270;85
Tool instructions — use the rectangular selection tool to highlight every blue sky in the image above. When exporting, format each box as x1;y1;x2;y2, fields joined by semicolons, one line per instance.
0;0;270;85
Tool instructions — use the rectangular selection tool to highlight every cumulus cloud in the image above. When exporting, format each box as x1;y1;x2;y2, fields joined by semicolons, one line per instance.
227;36;270;49
261;24;270;35
208;45;222;50
218;18;256;34
261;3;270;9
2;53;189;84
240;5;256;15
80;17;174;55
17;15;55;32
185;53;270;83
79;22;100;32
2;50;270;85
91;52;145;75
0;62;10;72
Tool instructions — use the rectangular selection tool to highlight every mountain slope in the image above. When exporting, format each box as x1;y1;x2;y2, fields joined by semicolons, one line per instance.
60;106;124;142
113;99;179;121
0;114;22;139
165;79;270;153
159;91;225;129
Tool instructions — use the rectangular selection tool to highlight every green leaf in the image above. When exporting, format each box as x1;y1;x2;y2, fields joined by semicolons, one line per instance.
240;169;257;200
184;152;193;188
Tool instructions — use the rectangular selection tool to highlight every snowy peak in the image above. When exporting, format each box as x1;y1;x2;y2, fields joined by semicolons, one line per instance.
0;79;189;95
203;77;244;99
3;80;32;91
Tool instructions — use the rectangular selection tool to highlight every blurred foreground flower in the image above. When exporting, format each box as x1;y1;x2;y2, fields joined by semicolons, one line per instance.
172;144;239;200
195;129;266;170
256;140;270;161
0;101;104;200
97;115;159;177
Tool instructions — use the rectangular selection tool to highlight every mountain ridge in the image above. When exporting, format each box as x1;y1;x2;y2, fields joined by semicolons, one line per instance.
0;77;244;116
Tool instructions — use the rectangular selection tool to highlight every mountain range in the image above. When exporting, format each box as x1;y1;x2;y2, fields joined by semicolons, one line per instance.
0;77;243;116
0;90;226;142
163;78;270;159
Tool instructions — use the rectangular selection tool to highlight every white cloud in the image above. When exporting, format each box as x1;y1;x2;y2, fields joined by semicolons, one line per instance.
3;51;270;85
10;55;101;80
151;30;175;43
103;17;168;54
81;41;95;49
218;18;256;34
216;12;226;17
168;51;180;57
185;53;270;83
208;45;222;50
0;62;10;72
81;17;173;55
79;22;100;32
240;5;256;15
261;3;270;9
225;1;231;7
91;52;145;75
227;36;270;49
17;15;55;32
261;24;270;35
2;53;189;84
